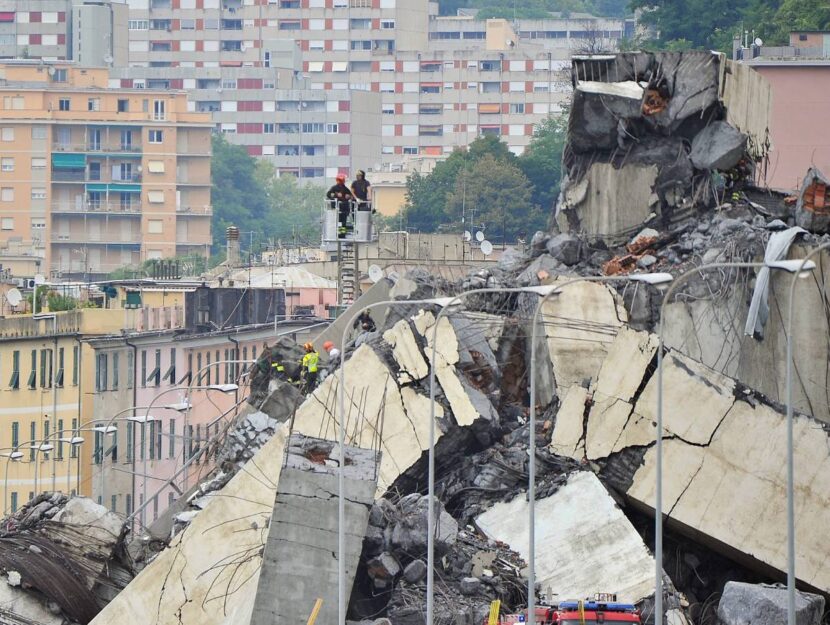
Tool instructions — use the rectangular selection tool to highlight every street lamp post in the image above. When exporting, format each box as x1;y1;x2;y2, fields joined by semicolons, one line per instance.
653;259;814;625
784;243;829;625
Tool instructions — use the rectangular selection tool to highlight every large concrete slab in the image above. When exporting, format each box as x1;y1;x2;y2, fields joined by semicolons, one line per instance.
549;325;830;594
476;471;656;604
90;425;290;625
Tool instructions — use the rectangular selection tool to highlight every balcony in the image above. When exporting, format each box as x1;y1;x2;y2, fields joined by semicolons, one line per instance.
176;205;213;216
51;170;142;184
51;202;142;215
51;233;142;245
52;143;142;155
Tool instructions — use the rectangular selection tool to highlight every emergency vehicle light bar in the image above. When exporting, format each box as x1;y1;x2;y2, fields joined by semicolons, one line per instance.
558;602;637;613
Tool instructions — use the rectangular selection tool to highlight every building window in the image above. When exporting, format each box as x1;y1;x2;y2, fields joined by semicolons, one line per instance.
56;347;64;387
29;422;36;460
72;346;78;385
117;99;129;113
148;130;163;143
510;103;525;114
11;422;18;449
87;98;100;112
28;350;36;389
58;98;70;111
39;349;52;388
112;353;119;390
264;123;275;133
0;128;13;142
381;19;395;29
129;20;149;30
127;351;134;389
0;217;12;230
10;492;16;513
31;188;46;200
149;420;155;460
95;353;107;392
126;494;132;516
141;350;147;388
1;158;13;172
169;418;176;458
153;100;166;121
126;422;133;462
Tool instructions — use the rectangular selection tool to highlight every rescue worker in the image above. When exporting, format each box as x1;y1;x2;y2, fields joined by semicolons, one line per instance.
351;170;372;211
326;173;353;238
353;310;376;333
300;342;320;392
270;357;290;382
323;340;340;367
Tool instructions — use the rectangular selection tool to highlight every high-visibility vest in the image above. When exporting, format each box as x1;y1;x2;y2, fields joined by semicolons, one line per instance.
271;362;285;372
302;351;319;373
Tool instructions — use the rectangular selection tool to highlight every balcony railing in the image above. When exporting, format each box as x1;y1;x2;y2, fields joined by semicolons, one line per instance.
176;205;213;215
51;171;142;183
52;143;142;154
51;233;142;244
51;202;142;214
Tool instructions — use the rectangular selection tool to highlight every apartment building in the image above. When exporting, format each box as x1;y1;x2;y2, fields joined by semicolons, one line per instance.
116;0;629;178
0;62;213;277
0;0;128;67
0;306;179;514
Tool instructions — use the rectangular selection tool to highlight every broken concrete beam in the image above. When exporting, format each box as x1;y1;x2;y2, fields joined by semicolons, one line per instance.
89;425;290;625
540;280;628;399
551;323;830;595
556;162;661;245
250;436;378;625
717;582;824;625
475;471;656;604
568;80;645;153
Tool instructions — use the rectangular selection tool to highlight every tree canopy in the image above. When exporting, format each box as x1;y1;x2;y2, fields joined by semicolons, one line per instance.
630;0;830;51
401;117;567;242
437;0;631;17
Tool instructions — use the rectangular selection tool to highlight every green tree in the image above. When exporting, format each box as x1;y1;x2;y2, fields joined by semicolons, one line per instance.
517;113;567;213
262;172;325;244
445;154;543;241
629;0;744;49
210;134;270;252
402;148;468;231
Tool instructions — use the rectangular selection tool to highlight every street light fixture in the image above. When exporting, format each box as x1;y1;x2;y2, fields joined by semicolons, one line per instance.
653;259;814;625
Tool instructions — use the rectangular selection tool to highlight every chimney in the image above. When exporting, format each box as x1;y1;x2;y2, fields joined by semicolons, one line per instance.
226;225;240;267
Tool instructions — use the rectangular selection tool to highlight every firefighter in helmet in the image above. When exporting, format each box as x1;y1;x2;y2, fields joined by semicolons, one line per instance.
300;342;320;391
326;173;354;238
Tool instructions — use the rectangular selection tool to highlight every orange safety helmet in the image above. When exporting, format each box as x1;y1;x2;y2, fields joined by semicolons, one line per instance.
303;342;314;352
323;340;335;352
335;173;346;183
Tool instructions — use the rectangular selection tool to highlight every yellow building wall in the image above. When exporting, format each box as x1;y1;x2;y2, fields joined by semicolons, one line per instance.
372;185;407;217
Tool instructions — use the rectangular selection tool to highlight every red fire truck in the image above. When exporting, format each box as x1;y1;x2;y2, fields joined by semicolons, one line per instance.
489;595;642;625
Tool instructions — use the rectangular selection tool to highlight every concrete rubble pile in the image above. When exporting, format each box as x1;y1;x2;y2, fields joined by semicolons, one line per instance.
0;494;132;625
77;51;830;625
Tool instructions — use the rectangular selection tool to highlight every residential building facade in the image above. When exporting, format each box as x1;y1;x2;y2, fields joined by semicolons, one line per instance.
0;62;213;277
0;0;128;67
114;0;630;179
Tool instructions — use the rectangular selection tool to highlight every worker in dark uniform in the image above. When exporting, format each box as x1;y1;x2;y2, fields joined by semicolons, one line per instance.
351;170;372;212
300;342;320;392
326;173;353;238
353;310;376;333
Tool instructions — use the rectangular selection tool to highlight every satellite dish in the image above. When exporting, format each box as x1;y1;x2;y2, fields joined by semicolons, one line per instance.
5;288;21;307
47;66;56;76
34;274;46;285
754;37;763;47
475;231;485;242
463;230;472;242
368;264;384;283
480;240;493;256
104;54;114;65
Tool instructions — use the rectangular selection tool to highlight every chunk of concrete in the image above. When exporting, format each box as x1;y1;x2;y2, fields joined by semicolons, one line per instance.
545;233;582;266
383;318;429;381
717;582;824;625
476;471;655;603
569;81;645;152
689;121;747;171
